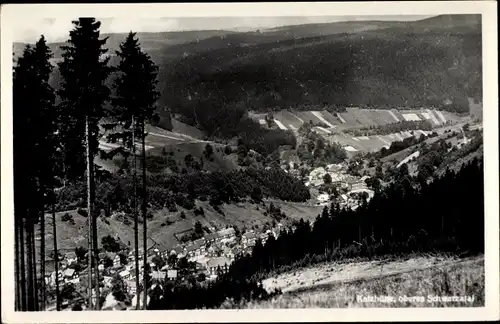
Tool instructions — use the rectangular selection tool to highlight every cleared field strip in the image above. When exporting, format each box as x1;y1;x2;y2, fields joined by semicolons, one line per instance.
366;110;389;126
320;111;343;126
311;111;336;128
397;151;421;168
401;113;421;122
364;137;387;152
295;111;324;125
358;136;370;140
332;134;363;152
338;112;359;126
315;126;332;134
434;110;447;124
276;111;304;129
394;133;404;141
336;113;347;124
273;119;288;130
441;111;466;124
425;109;441;125
377;135;391;145
344;146;358;152
388;110;401;122
288;111;305;123
99;141;155;152
348;108;378;127
148;132;188;142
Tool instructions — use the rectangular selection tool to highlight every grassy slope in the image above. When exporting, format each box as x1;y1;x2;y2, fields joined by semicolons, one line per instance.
227;255;484;308
39;200;324;253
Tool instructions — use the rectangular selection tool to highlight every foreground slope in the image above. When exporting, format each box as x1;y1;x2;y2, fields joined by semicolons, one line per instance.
228;255;484;308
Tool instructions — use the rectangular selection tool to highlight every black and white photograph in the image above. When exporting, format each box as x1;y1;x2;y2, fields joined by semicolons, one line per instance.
1;2;498;323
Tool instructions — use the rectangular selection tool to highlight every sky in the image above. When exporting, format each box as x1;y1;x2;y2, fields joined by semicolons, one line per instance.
12;15;432;43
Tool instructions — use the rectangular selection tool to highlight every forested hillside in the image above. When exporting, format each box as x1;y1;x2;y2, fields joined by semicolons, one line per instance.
158;14;481;118
148;157;484;309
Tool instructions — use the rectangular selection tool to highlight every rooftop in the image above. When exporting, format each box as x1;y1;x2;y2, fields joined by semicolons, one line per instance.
207;257;231;269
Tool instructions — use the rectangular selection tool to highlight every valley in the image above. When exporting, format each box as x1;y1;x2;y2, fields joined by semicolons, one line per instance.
13;13;485;312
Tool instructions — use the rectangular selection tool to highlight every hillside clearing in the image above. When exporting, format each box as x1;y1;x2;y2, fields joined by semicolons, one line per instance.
233;256;484;308
38;200;324;253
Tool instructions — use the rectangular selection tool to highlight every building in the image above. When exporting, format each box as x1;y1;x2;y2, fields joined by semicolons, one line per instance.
49;270;64;287
113;254;122;268
119;270;130;280
205;232;218;243
207;245;222;257
242;232;257;248
217;227;236;239
167;270;178;280
151;271;166;282
316;193;330;204
103;276;113;288
98;252;107;261
170;245;184;258
206;257;231;276
65;252;78;265
185;239;205;258
126;280;136;295
350;180;367;191
63;268;78;283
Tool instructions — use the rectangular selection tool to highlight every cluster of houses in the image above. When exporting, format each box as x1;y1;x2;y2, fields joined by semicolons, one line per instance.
136;226;283;283
304;163;374;208
41;224;284;307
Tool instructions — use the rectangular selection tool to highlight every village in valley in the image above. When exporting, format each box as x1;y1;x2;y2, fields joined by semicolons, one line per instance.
11;12;486;312
43;221;283;310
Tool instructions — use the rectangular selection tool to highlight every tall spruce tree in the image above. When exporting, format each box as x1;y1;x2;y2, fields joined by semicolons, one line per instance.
58;18;111;310
13;35;56;311
112;32;159;309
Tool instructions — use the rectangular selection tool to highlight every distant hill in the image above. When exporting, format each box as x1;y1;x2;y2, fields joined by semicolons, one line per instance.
157;14;481;116
12;29;236;63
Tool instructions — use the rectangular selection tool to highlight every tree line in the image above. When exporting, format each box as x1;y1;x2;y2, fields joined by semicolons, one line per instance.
346;120;434;137
148;158;484;309
14;18;158;311
53;165;311;214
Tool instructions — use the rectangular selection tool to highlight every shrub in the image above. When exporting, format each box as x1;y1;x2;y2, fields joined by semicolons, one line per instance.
77;208;88;217
61;212;74;223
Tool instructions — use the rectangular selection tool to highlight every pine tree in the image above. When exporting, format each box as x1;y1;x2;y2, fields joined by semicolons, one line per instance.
14;35;57;311
58;18;111;310
112;32;159;309
32;35;57;311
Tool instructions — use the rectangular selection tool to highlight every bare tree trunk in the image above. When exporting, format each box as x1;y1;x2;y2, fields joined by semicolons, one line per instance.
85;116;94;310
40;208;46;310
141;123;148;310
15;215;22;311
26;214;34;311
91;180;100;310
52;197;61;311
31;223;39;311
19;217;27;311
132;116;140;310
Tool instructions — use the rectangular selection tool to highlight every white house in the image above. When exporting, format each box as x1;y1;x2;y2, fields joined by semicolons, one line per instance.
317;193;330;204
64;252;77;265
119;270;130;280
49;270;64;287
113;255;121;268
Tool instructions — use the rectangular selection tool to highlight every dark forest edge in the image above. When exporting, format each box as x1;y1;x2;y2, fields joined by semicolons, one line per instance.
53;167;311;214
146;157;483;309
